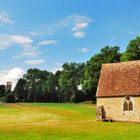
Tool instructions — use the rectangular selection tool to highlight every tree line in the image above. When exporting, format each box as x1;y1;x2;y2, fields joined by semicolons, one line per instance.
0;36;140;103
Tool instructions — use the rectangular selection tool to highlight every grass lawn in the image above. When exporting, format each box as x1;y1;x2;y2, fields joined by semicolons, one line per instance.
0;103;139;139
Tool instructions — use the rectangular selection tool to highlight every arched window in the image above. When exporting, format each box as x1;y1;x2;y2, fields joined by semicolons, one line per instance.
123;101;128;111
129;101;133;111
123;96;133;111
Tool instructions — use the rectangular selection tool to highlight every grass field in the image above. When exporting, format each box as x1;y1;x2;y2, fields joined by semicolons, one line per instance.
0;103;139;140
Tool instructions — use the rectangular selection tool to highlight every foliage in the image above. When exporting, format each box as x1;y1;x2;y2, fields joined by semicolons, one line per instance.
121;36;140;61
82;46;121;100
0;37;139;103
58;63;84;102
0;97;6;102
43;72;58;102
14;78;27;102
5;93;15;103
0;85;6;97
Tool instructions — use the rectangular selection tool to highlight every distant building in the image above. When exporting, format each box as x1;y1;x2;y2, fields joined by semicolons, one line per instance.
96;60;140;123
6;81;12;91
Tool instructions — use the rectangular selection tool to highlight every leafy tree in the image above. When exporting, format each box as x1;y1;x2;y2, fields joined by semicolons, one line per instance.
54;70;62;102
100;46;121;63
14;78;27;102
0;85;6;97
121;36;140;61
82;46;121;100
19;68;54;102
12;45;123;103
45;73;58;102
58;63;84;102
23;68;44;102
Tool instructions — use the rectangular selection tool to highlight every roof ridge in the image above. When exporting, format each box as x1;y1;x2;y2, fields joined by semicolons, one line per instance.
102;60;140;66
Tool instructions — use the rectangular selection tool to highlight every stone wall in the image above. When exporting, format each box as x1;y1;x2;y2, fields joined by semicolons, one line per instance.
97;96;140;122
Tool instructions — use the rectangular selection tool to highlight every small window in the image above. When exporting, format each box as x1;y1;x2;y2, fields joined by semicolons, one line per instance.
129;101;133;111
123;96;133;111
123;101;128;111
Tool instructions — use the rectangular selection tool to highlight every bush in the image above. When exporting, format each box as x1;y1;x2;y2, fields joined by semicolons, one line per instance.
0;97;6;102
6;93;15;103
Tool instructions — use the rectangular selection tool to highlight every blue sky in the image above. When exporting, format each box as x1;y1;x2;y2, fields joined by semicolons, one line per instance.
0;0;140;87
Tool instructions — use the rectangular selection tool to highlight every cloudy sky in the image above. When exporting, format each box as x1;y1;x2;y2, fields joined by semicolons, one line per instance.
0;0;140;88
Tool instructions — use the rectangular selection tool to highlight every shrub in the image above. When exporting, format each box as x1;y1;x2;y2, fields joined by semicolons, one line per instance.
0;97;6;102
6;93;15;103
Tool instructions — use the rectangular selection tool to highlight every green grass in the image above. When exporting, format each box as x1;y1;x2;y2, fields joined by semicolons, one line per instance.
0;103;139;139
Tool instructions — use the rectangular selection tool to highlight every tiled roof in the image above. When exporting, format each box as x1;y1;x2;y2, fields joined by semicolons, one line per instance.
96;60;140;97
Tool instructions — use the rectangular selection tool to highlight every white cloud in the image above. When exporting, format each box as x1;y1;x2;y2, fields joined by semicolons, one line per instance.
12;47;39;59
0;11;14;24
25;59;45;65
10;35;33;46
78;47;89;53
23;49;38;56
0;68;25;90
57;15;92;29
55;15;92;38
72;22;88;32
72;31;86;39
0;34;33;50
38;40;56;46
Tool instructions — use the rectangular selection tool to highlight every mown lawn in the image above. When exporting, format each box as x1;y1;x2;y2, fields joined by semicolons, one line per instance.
0;103;139;140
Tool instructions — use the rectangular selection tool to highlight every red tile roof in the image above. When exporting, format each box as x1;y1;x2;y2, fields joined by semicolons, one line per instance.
96;60;140;97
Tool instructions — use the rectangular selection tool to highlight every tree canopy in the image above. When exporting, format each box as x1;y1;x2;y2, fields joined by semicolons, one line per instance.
121;37;140;61
0;37;139;103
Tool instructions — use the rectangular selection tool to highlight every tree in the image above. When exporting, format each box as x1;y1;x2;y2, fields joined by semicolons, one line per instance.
23;68;44;102
21;69;53;102
58;63;84;102
0;85;6;97
121;36;140;61
82;46;121;100
45;73;58;102
14;78;27;102
13;45;122;103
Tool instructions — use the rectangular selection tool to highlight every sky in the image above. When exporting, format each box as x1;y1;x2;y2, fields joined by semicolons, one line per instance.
0;0;140;89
